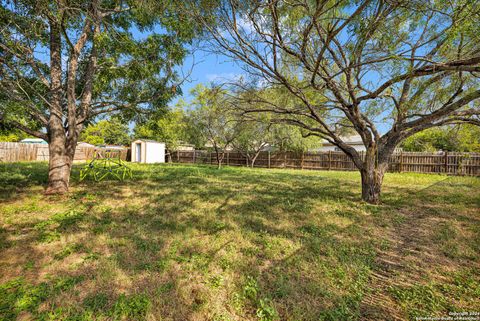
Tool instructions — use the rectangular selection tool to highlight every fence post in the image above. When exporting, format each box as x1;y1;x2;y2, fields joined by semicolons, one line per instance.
193;150;196;164
227;151;229;165
301;151;304;170
459;154;464;175
328;151;332;170
284;153;287;168
268;151;271;168
399;151;403;173
444;151;448;174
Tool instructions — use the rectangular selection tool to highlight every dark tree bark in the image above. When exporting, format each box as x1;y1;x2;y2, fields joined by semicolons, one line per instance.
43;11;91;194
44;19;73;194
360;152;388;205
210;136;237;169
357;137;399;203
45;134;75;194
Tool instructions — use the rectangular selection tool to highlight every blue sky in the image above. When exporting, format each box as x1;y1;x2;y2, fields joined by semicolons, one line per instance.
130;25;245;107
172;50;244;106
174;49;393;134
102;23;390;135
52;24;393;134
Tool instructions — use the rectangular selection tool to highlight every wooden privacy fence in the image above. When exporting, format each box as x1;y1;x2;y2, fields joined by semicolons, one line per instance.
0;142;128;162
174;150;480;176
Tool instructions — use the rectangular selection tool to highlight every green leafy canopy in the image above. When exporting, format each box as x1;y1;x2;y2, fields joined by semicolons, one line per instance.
0;0;205;130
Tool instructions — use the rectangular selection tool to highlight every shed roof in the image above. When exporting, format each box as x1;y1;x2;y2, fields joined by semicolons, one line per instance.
132;139;164;143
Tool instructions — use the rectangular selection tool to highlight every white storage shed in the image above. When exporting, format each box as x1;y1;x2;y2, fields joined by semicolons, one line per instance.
131;139;165;163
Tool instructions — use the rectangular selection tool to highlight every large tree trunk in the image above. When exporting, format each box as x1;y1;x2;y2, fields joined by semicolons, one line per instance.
45;19;73;195
359;147;390;204
46;142;74;195
360;167;385;204
45;120;78;195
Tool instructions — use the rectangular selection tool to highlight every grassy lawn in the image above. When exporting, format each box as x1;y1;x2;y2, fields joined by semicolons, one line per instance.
0;162;479;320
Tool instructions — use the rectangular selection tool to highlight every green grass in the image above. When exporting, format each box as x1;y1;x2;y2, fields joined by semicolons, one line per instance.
0;162;479;320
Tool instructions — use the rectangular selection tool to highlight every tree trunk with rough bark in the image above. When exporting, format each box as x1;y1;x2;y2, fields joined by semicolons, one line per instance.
360;167;385;204
45;142;74;194
359;147;391;204
45;19;74;195
45;124;79;194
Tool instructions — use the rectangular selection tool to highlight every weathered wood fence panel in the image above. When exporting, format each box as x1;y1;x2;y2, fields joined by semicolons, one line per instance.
0;142;128;162
174;150;480;176
0;143;41;162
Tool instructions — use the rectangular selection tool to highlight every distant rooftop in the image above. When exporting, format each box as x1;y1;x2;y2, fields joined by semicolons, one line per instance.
77;142;96;147
321;135;363;146
20;138;47;144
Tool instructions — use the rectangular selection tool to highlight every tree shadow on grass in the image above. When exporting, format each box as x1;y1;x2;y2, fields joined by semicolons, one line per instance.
223;211;377;320
0;164;220;320
73;164;373;319
0;162;50;201
1;163;478;320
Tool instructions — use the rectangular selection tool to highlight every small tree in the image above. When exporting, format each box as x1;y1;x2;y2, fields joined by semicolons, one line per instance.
234;87;321;154
402;125;480;152
401;128;455;152
134;105;189;151
81;119;130;146
232;117;272;167
269;124;319;153
189;84;239;168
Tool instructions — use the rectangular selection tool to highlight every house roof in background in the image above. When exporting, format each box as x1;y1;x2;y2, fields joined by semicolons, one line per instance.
321;135;363;146
20;138;47;144
77;142;96;147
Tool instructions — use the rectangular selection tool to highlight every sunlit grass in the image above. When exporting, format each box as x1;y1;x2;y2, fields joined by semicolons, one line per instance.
0;163;479;320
